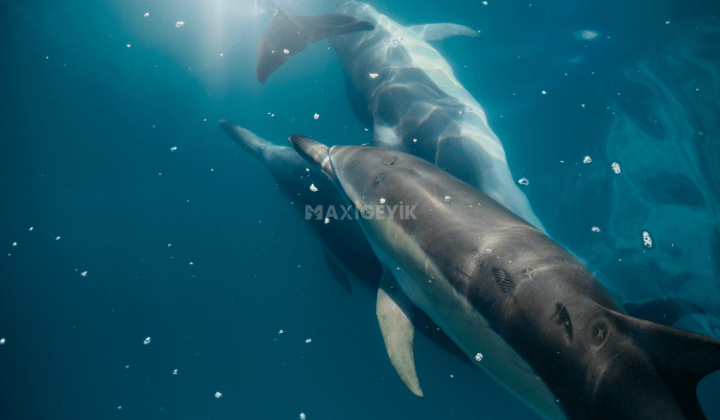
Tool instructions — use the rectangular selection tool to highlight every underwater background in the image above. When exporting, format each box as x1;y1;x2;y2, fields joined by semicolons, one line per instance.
2;0;720;419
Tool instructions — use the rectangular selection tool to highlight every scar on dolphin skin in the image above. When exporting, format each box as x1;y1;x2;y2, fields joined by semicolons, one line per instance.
552;302;573;341
492;268;515;294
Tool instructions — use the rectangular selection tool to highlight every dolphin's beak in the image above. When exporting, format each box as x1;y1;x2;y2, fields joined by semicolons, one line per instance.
289;134;336;181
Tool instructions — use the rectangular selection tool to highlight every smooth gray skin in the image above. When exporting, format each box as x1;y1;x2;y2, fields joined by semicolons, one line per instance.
219;120;470;361
289;134;720;420
255;0;546;233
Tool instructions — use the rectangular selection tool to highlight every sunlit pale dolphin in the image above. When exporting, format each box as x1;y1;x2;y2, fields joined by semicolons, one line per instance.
289;134;720;420
256;0;545;231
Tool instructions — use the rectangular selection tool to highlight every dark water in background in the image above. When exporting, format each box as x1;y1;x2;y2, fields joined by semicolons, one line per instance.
1;0;720;419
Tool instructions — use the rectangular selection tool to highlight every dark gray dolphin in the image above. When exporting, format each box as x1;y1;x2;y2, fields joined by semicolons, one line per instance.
256;0;546;232
219;120;470;361
289;134;720;420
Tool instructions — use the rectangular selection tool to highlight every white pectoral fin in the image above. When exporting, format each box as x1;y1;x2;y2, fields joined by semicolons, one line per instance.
408;23;479;42
376;270;423;397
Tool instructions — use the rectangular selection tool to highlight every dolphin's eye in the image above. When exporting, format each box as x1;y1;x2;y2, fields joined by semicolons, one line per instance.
383;156;397;165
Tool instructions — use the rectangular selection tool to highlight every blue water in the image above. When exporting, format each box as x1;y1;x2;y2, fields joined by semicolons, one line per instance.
2;0;720;419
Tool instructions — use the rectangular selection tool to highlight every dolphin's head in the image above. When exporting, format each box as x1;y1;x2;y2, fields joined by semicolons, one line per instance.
289;134;337;182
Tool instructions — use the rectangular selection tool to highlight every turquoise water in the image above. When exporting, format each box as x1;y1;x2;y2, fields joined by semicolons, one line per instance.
2;0;720;419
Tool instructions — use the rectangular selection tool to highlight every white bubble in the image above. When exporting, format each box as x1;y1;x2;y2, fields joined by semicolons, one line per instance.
126;44;131;48
518;178;529;186
117;406;122;409
278;330;284;334
324;217;329;224
379;198;386;204
283;49;289;55
215;392;222;398
583;156;592;164
305;338;312;343
299;413;306;420
309;184;318;192
143;337;151;345
170;146;177;152
12;242;16;246
144;12;149;17
56;237;61;240
574;30;598;40
591;226;600;233
313;113;320;120
475;353;483;362
369;73;379;79
541;91;547;94
29;227;33;231
173;369;178;375
611;162;621;174
80;271;87;277
642;231;653;248
176;21;184;28
444;196;451;202
0;338;5;345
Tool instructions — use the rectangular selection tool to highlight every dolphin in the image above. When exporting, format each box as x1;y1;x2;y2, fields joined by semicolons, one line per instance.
219;120;469;360
255;0;546;232
289;134;720;420
219;119;381;291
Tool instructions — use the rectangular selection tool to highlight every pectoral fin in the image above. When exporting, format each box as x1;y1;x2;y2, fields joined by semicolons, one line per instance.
376;270;423;397
408;23;479;42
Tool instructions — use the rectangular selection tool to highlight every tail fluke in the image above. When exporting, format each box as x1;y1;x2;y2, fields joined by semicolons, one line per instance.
256;9;373;82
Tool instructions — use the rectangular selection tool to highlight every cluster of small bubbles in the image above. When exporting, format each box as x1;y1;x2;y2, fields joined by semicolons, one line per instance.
583;156;592;164
283;49;289;55
313;113;320;120
642;231;653;248
518;178;529;186
591;226;600;233
309;184;318;192
611;162;621;174
143;337;151;345
215;392;222;398
299;413;306;420
445;196;452;202
474;353;483;362
173;369;178;375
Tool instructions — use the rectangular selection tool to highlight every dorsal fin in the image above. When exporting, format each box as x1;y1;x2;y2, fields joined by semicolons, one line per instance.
604;308;720;419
